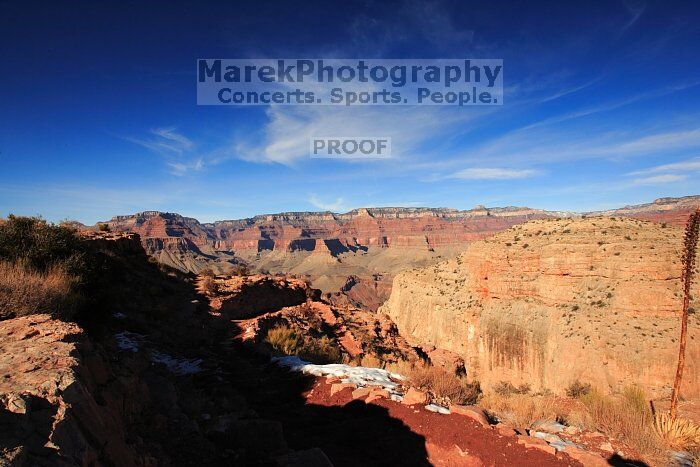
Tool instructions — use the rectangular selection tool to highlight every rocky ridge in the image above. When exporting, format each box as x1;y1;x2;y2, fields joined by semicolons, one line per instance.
93;197;700;310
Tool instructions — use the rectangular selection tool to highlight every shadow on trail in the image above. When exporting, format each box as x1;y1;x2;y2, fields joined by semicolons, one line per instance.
229;346;430;467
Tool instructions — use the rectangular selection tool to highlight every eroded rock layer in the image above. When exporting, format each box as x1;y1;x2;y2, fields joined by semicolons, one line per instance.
95;197;700;309
380;216;700;398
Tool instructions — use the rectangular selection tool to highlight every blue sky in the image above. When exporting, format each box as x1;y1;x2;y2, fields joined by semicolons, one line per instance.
1;0;699;224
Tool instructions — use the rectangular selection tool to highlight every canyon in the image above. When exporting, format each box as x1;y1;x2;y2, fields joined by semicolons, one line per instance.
93;196;700;311
3;196;700;465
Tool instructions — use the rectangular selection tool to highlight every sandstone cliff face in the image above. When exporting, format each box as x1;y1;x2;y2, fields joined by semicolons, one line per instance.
380;217;700;398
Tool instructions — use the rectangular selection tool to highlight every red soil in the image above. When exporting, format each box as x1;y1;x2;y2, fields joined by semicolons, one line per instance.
303;378;583;467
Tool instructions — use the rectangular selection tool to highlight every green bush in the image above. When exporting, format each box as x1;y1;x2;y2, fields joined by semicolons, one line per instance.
0;215;88;276
0;216;93;320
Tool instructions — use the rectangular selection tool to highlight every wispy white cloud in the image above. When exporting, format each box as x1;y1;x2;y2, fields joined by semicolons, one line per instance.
128;127;194;154
539;75;605;103
625;156;700;185
630;174;687;185
619;0;646;36
450;167;541;180
628;157;700;176
127;128;204;175
521;82;700;131
238;105;487;165
308;194;348;211
167;158;204;176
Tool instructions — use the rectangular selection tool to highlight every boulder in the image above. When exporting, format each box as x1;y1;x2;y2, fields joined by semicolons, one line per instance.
329;383;355;397
516;435;556;456
451;405;490;427
563;446;609;467
351;387;372;400
494;423;517;437
365;388;390;403
401;388;427;406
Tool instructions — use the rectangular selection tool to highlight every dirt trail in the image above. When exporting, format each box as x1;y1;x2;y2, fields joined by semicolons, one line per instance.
225;346;581;467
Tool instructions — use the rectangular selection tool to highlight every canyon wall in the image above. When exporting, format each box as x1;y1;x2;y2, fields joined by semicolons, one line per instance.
379;216;700;398
97;196;700;309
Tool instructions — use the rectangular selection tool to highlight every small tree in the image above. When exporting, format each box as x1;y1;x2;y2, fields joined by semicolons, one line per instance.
670;209;700;419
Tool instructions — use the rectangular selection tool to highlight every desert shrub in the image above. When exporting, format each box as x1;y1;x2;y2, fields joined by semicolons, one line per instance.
97;223;110;232
406;363;481;405
566;380;591;398
298;335;342;364
0;216;93;320
480;393;562;431
0;261;81;319
580;387;665;463
654;412;700;449
0;215;88;275
265;325;302;355
264;325;342;364
494;381;531;396
383;358;415;377
359;354;382;368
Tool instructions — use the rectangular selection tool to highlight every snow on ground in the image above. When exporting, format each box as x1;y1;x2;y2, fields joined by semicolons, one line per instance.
115;331;202;375
425;403;451;414
150;350;203;375
273;356;404;392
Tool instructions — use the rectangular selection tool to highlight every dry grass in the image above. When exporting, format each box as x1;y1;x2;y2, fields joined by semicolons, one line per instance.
265;325;301;355
359;354;382;368
480;392;563;431
392;362;481;405
480;384;674;464
576;387;667;464
0;260;80;319
264;325;342;364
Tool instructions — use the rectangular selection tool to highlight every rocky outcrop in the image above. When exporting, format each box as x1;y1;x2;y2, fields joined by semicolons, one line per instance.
380;216;700;398
0;314;136;466
204;274;317;320
0;234;343;466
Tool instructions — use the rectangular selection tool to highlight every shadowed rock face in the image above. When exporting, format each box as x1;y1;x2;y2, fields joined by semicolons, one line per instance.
206;275;316;319
380;216;700;398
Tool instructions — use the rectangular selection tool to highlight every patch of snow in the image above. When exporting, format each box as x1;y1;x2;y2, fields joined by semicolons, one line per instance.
150;350;202;375
390;394;404;402
113;312;127;319
115;331;142;352
670;451;694;467
425;404;451;415
532;432;583;452
273;356;404;391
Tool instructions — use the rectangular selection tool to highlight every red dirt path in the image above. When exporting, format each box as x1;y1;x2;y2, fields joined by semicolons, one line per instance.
303;378;583;467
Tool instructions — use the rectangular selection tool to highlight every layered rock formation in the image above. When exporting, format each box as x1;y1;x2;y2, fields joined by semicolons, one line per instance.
380;216;700;398
94;196;700;310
